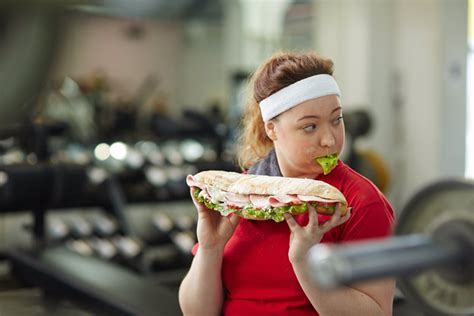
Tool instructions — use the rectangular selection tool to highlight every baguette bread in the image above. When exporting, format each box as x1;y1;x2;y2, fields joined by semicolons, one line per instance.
187;170;349;222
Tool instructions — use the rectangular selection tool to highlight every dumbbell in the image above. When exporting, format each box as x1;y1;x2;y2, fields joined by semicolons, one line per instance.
46;217;70;243
91;214;119;237
141;244;181;272
86;236;118;260
68;217;94;239
151;212;175;242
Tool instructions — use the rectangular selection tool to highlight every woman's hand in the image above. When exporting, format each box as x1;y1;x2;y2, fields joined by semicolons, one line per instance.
190;187;240;251
284;204;350;264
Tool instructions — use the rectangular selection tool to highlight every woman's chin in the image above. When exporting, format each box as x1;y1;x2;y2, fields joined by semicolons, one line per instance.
284;163;323;178
294;168;322;179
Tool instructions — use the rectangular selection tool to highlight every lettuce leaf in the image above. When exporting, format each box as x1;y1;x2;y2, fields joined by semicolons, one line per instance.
315;154;339;175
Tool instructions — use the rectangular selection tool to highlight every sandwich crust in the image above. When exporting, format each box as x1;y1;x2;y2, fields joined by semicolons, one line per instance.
192;170;346;202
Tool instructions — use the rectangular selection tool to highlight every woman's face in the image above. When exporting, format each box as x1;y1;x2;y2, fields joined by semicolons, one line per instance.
265;95;345;178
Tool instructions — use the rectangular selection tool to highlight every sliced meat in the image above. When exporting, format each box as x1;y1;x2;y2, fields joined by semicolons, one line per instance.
297;195;339;203
207;186;226;203
224;192;250;208
249;195;270;209
268;195;302;206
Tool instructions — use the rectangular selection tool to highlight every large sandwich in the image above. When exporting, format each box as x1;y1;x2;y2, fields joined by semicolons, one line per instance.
186;170;349;222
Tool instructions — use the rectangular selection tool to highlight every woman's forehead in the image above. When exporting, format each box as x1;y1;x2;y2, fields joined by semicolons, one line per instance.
284;95;341;118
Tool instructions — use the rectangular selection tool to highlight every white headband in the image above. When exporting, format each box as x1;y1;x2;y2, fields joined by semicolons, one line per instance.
259;74;341;122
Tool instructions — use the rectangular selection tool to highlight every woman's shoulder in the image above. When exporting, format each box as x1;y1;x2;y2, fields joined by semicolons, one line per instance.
331;163;395;241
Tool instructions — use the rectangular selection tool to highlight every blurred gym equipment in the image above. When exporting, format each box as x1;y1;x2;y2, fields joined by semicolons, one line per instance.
0;3;227;315
344;109;390;192
308;179;474;315
0;163;184;315
0;0;220;133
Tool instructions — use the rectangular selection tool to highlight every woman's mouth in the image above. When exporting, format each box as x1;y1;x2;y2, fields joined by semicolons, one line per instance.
314;153;339;175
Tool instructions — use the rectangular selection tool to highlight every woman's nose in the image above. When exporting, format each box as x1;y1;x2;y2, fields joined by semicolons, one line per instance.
320;128;336;147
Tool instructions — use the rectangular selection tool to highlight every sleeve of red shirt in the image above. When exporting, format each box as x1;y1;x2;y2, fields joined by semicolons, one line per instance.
340;200;395;242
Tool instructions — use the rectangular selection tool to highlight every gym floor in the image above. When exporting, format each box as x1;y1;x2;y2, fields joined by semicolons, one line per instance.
0;262;105;316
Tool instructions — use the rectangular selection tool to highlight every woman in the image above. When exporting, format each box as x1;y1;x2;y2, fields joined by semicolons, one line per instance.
179;51;395;316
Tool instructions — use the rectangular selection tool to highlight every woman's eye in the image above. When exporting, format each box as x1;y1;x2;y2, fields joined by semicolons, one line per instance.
303;124;317;132
333;116;343;125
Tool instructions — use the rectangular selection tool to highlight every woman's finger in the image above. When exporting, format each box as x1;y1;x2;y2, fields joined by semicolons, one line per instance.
334;206;351;225
307;204;319;228
228;213;241;228
340;209;351;224
320;207;351;232
284;213;302;233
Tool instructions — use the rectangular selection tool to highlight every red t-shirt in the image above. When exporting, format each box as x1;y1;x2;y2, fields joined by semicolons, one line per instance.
192;161;395;316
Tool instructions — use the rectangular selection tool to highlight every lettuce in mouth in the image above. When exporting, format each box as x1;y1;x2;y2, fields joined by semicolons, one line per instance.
315;154;339;175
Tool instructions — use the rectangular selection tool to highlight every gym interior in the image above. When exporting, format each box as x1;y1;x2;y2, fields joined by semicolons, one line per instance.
0;1;473;315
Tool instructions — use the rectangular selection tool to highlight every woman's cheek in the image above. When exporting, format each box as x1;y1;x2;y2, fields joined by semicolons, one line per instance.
302;145;318;156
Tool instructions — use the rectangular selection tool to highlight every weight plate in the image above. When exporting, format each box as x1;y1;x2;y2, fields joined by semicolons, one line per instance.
396;179;474;315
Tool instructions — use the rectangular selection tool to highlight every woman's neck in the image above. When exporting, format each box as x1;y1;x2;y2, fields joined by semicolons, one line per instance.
281;168;321;179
